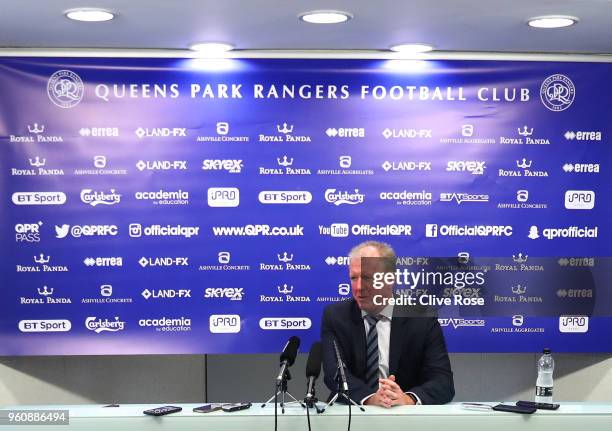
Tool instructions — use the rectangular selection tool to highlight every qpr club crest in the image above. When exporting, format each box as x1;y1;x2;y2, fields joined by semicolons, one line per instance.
540;74;575;112
47;70;84;108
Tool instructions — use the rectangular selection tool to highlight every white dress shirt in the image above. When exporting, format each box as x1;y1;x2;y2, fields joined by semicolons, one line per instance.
360;304;422;405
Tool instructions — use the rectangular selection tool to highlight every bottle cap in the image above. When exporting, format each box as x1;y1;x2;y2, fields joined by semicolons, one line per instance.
543;348;551;354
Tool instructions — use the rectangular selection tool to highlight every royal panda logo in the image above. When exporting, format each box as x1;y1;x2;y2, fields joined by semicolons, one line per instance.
47;70;84;108
258;123;312;143
80;189;121;206
12;192;67;206
446;161;486;175
559;316;589;333
565;191;595;210
210;315;241;333
85;316;125;333
324;189;365;206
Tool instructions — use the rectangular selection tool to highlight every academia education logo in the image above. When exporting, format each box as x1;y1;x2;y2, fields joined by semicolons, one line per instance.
138;317;192;332
210;315;241;333
47;70;84;108
540;74;575;112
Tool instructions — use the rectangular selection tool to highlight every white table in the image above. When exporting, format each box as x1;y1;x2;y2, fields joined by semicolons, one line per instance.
1;403;611;430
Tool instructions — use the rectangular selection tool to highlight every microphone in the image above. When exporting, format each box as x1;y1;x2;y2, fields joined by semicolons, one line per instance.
305;342;322;400
332;339;349;392
276;336;300;383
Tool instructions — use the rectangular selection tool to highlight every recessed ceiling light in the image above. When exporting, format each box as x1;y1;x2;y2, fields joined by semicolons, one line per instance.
389;43;435;54
189;42;234;56
527;16;578;28
65;9;115;22
299;11;352;24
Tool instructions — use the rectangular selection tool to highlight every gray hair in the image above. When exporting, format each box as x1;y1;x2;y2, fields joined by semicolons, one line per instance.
348;240;396;272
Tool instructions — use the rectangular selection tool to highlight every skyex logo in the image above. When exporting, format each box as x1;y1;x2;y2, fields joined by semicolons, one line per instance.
47;70;84;108
258;191;312;204
85;316;125;333
324;189;365;205
208;188;240;207
426;224;512;237
559;316;589;333
204;288;244;301
129;223;199;238
259;318;312;330
446;161;486;175
565;191;595;210
210;315;241;333
135;127;186;138
136;160;187;171
12;192;66;206
528;225;598;239
80;189;121;206
55;224;118;238
202;159;243;173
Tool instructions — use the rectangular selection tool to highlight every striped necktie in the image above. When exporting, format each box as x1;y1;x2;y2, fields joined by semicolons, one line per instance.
364;314;380;390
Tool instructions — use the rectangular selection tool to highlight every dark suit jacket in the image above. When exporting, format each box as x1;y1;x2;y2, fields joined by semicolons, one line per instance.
321;298;455;405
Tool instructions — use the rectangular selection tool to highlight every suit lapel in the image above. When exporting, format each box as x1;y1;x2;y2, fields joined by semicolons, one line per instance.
349;300;367;377
389;312;410;375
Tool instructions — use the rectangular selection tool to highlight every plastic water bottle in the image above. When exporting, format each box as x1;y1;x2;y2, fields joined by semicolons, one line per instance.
535;348;554;403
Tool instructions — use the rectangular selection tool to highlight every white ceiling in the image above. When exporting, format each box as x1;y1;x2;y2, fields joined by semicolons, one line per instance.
1;0;611;54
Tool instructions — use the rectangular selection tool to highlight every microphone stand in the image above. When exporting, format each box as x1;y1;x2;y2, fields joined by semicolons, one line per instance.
261;368;305;414
304;385;324;414
321;363;365;413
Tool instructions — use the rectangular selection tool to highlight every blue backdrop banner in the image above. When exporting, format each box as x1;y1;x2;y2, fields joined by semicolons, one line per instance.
0;57;610;355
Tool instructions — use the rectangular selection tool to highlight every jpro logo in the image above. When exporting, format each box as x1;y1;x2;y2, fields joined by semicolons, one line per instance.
208;187;240;207
559;316;589;333
565;190;595;210
209;315;241;333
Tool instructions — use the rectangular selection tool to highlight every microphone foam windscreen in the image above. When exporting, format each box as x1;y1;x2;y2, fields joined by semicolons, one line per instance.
280;336;301;365
305;342;322;378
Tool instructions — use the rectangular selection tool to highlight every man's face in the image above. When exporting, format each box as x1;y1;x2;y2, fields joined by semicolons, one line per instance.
349;246;393;314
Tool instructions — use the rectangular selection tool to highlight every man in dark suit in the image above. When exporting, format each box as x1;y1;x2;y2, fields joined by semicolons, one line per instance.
321;241;454;406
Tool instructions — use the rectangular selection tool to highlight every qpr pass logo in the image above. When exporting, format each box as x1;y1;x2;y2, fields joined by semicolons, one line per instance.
47;70;84;108
540;74;575;112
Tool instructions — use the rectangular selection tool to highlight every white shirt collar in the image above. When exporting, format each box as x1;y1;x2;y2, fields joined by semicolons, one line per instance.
361;303;394;320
